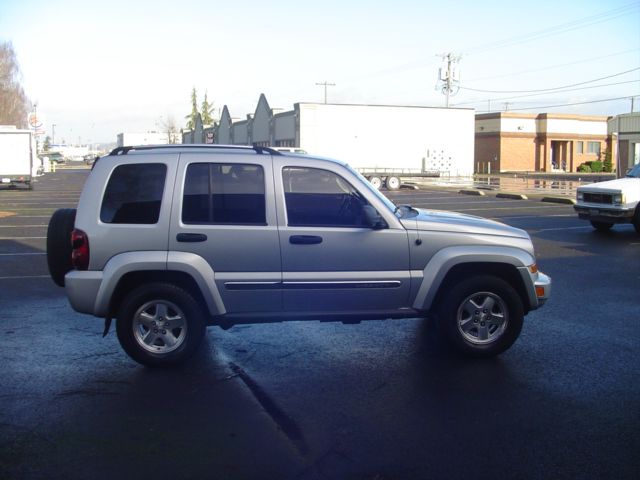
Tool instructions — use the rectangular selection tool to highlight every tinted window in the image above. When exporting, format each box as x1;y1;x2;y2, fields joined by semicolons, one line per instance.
100;163;166;224
182;163;266;225
282;167;369;227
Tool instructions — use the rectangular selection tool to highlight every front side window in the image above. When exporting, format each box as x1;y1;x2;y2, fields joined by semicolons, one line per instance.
282;167;370;227
182;163;266;225
100;163;166;224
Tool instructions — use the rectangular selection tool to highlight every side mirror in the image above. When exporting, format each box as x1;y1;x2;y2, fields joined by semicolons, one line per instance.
363;205;386;230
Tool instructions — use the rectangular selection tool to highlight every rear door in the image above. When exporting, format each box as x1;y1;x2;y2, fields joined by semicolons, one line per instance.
169;153;281;313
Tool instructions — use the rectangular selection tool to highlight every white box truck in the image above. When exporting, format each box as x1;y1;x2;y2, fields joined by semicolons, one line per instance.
0;126;35;190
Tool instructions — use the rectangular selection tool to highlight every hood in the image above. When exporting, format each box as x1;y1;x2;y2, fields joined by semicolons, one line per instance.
400;208;530;239
577;177;638;193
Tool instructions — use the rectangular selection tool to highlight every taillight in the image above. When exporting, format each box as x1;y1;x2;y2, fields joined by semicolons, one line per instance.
71;229;90;270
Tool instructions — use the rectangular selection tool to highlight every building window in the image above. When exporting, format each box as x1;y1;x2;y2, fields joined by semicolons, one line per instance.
587;142;601;155
182;163;266;225
576;141;583;154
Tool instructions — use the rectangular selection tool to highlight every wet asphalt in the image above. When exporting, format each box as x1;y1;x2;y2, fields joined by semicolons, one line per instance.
1;167;638;480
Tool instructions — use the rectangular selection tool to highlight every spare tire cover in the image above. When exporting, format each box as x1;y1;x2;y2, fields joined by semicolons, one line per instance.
47;208;77;287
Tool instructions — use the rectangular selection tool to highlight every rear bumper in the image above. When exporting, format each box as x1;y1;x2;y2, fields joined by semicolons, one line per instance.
65;270;103;316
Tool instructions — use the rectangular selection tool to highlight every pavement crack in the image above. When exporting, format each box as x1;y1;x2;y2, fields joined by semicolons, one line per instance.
56;388;119;397
71;351;119;361
228;362;309;456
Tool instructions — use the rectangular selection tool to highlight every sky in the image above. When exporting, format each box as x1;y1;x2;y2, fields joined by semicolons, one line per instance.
1;0;639;144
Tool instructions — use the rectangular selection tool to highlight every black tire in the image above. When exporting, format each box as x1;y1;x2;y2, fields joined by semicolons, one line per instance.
633;206;640;234
46;208;76;287
386;176;401;191
437;275;524;357
590;220;613;232
116;283;206;367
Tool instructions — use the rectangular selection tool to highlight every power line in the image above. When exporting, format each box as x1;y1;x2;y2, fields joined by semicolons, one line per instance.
465;48;640;82
501;95;639;112
452;80;639;107
462;2;639;55
460;67;640;94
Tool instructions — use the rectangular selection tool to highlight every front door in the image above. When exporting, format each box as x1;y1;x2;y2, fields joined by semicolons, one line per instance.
273;158;411;313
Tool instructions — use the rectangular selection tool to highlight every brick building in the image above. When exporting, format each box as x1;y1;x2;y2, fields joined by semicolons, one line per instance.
475;112;610;173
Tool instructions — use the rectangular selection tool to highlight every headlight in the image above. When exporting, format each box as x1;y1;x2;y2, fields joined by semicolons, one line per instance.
577;192;584;201
613;193;624;206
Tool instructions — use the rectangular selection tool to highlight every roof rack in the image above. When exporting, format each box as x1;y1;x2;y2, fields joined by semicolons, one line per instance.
108;144;282;156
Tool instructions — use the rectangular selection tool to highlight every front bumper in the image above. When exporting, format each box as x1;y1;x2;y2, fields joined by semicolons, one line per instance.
574;205;634;224
534;271;551;307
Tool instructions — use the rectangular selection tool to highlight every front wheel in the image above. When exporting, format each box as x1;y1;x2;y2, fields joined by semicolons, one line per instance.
116;283;206;367
437;275;524;357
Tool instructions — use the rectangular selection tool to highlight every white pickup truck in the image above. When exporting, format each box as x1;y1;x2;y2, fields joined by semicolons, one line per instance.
574;163;640;233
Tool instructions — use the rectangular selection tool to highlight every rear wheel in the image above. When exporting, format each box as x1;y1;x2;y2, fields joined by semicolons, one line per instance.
590;220;613;232
116;283;206;367
386;176;401;191
46;208;76;286
437;275;524;357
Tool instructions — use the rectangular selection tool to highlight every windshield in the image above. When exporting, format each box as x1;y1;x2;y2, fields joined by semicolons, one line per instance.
626;163;640;178
345;164;398;214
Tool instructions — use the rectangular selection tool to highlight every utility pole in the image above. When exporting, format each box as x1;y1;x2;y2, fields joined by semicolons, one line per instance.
437;53;461;107
503;102;512;111
52;124;56;145
315;81;335;104
631;96;636;113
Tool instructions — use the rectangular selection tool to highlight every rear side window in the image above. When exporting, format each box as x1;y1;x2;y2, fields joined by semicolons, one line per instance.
182;163;266;225
100;163;167;224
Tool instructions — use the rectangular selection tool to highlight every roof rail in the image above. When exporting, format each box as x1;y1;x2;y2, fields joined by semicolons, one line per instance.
108;144;283;156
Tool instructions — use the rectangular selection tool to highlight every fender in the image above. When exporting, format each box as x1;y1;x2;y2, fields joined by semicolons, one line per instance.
92;251;226;317
412;245;536;311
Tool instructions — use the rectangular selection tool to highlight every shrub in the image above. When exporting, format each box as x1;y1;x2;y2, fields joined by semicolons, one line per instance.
577;164;592;173
590;161;603;173
602;150;613;173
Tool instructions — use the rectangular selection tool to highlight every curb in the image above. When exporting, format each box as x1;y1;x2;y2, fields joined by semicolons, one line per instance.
541;196;576;205
459;189;485;196
496;193;528;200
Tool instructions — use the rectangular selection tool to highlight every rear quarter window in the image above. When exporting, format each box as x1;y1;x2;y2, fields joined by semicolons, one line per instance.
100;163;167;224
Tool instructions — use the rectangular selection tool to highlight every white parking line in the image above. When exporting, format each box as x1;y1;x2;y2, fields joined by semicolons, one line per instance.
0;225;47;228
0;236;46;240
0;252;46;256
0;275;49;280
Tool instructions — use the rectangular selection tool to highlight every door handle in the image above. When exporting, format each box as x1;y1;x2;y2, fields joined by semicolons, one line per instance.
176;233;208;243
289;235;323;245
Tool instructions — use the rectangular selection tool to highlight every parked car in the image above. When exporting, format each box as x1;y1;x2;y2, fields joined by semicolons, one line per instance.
40;151;65;164
574;163;640;233
46;145;550;366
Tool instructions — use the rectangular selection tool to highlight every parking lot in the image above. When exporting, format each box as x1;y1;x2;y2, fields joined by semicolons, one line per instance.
1;168;638;480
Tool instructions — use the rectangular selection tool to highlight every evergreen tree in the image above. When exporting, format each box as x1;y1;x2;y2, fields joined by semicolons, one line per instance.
201;91;215;126
185;87;199;130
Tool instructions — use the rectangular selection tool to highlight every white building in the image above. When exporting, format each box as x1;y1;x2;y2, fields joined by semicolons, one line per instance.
117;131;181;147
212;94;475;177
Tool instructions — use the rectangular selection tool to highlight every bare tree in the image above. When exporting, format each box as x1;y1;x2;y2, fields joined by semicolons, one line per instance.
158;115;179;144
0;42;30;127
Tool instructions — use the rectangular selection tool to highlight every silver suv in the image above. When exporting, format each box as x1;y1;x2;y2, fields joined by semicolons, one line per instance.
47;145;550;366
